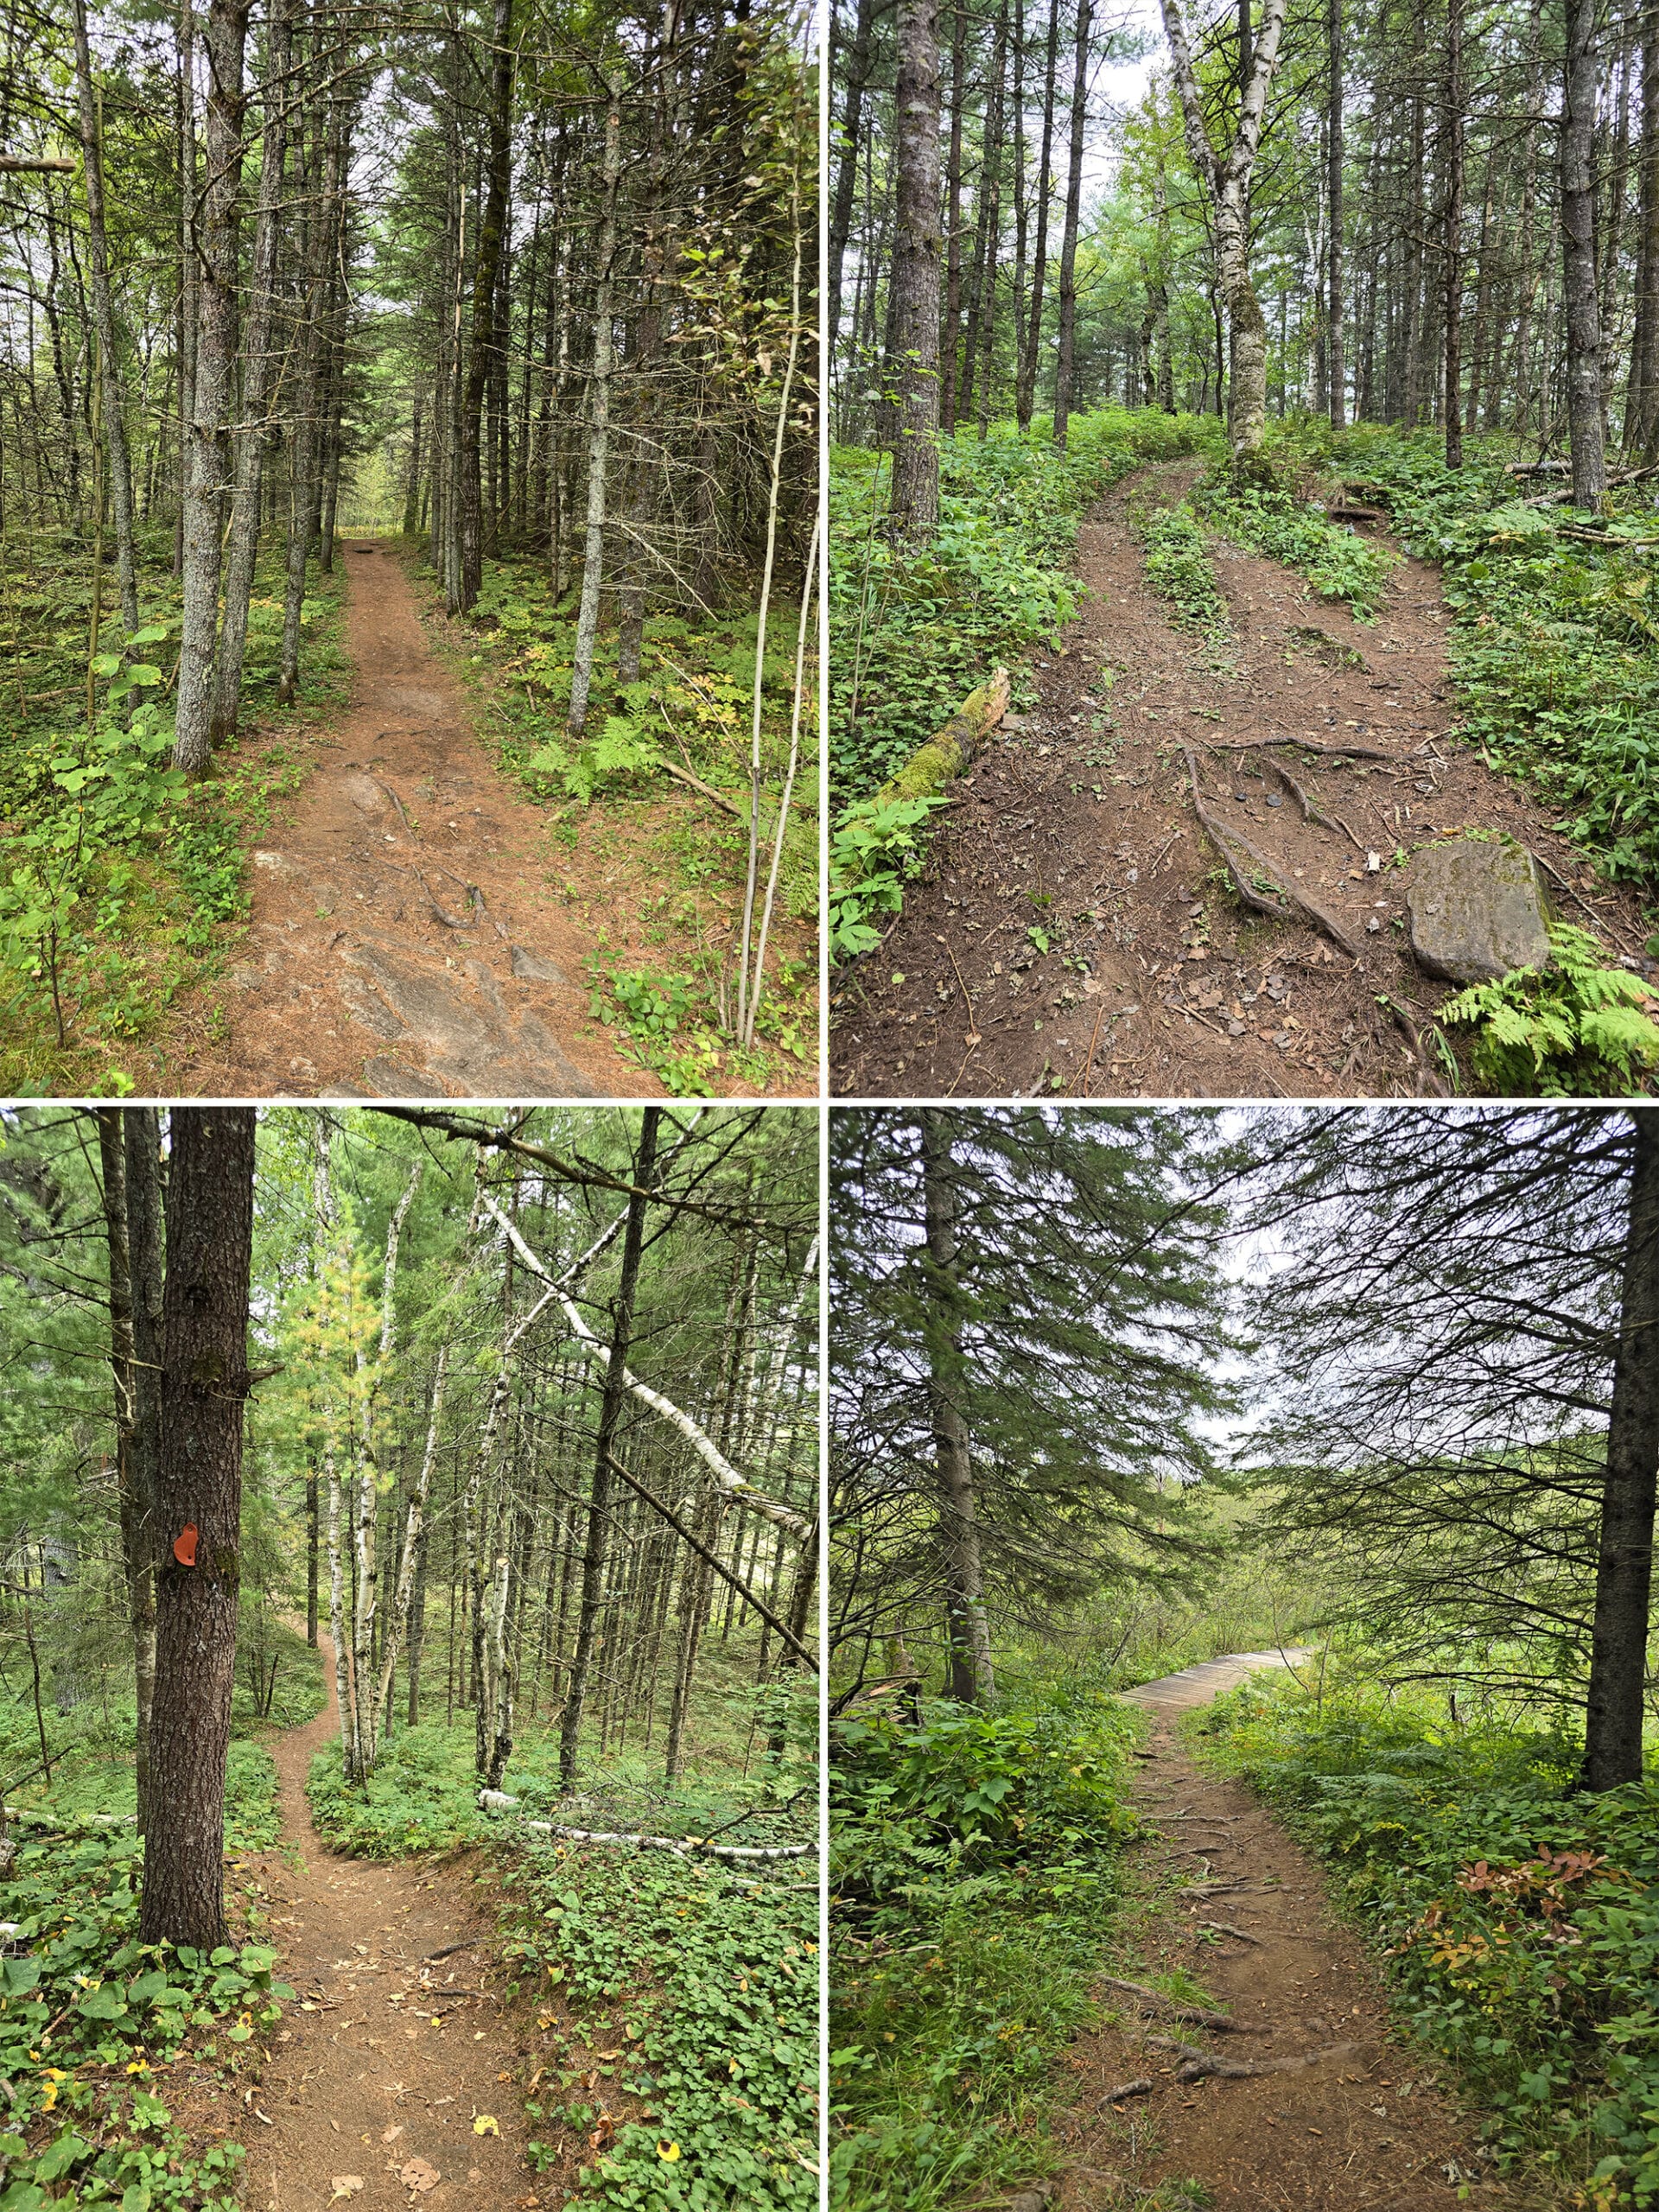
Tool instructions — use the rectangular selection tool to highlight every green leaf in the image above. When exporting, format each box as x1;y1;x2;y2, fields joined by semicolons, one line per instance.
77;1983;129;2020
91;652;122;677
126;664;163;687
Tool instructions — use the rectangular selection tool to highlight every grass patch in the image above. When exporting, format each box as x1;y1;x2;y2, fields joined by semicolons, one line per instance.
830;1688;1141;2210
1192;1663;1659;2205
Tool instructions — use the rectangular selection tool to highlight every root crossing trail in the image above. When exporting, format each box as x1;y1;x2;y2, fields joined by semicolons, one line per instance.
833;461;1650;1100
241;1641;540;2212
181;541;651;1100
1050;1651;1503;2210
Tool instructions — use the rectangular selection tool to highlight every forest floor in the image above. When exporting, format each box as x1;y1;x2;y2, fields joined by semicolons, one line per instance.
173;540;657;1100
1047;1650;1511;2212
234;1640;542;2212
831;457;1653;1099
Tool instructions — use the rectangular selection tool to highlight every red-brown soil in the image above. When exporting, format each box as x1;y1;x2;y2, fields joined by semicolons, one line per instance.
175;541;658;1101
235;1643;543;2212
1044;1654;1515;2211
831;460;1653;1100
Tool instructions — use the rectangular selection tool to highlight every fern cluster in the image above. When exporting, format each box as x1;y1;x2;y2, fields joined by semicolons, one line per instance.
1439;921;1659;1096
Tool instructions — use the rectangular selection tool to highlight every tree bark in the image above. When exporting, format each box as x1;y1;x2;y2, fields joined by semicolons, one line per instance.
829;0;877;354
380;1343;447;1735
71;0;139;635
124;1109;164;1829
1561;0;1606;505
173;0;248;775
558;1109;662;1788
1325;0;1344;428
1052;0;1090;448
888;0;944;539
456;0;516;614
210;0;291;747
1627;0;1659;458
1016;0;1060;430
139;1109;256;1950
918;1110;995;1704
566;82;623;735
940;0;967;434
1582;1109;1659;1790
1442;0;1465;466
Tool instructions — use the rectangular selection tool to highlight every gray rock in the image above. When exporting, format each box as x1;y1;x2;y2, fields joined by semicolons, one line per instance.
511;944;569;986
1406;836;1551;985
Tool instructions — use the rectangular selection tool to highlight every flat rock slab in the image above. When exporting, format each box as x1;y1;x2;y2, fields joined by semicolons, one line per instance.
1406;836;1550;984
1120;1647;1319;1713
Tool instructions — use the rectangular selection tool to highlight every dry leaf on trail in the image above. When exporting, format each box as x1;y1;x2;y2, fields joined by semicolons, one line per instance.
382;2123;404;2141
473;2113;499;2135
399;2157;441;2196
329;2181;364;2202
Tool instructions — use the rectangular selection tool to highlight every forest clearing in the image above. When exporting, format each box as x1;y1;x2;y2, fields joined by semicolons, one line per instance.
829;0;1659;1097
0;0;817;1100
0;1103;821;2210
830;1106;1659;2211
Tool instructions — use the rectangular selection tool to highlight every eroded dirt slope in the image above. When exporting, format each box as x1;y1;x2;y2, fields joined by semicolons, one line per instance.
1043;1654;1510;2211
175;541;656;1100
832;461;1650;1100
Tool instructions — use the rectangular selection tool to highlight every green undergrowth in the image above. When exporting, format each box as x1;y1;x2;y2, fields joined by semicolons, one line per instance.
424;547;817;1095
829;1688;1141;2210
1440;918;1659;1096
306;1669;817;2210
0;1823;292;2211
499;1842;818;2210
1140;503;1229;635
1192;1665;1659;2206
1300;421;1659;893
830;406;1224;810
1194;465;1398;614
0;526;346;1095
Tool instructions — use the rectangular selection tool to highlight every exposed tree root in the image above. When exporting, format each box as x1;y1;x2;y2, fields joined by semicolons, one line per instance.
1196;1920;1263;1944
1173;2040;1358;2084
1181;746;1364;959
1099;1973;1264;2033
1099;2077;1155;2104
1205;733;1395;761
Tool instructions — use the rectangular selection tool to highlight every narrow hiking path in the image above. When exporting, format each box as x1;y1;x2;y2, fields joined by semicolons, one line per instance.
832;459;1653;1100
1046;1651;1506;2212
175;540;656;1101
238;1638;541;2212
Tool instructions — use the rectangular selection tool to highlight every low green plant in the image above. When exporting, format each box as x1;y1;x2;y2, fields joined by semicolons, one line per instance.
1141;505;1228;634
1194;472;1397;614
582;956;725;1096
1194;1670;1659;2204
1439;920;1659;1095
0;1823;292;2209
830;1689;1141;2209
828;794;945;962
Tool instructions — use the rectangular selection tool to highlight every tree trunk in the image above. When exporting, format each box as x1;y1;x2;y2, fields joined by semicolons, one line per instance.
139;1109;256;1950
1017;0;1060;430
1627;0;1659;458
829;0;877;354
566;83;623;735
940;1;967;434
1561;0;1605;505
210;0;291;747
71;0;139;635
1442;0;1465;467
1582;1109;1659;1790
558;1109;662;1789
124;1108;163;1829
1325;0;1344;428
888;0;944;539
918;1111;995;1704
379;1343;446;1736
1051;0;1090;448
173;0;248;775
456;0;515;614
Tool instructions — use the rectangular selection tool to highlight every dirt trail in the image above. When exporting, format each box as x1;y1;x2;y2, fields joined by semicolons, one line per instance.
238;1640;541;2212
1047;1650;1505;2210
178;540;656;1100
832;460;1652;1099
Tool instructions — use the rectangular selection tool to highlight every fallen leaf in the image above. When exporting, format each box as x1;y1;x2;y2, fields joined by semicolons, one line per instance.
382;2124;404;2142
658;2140;681;2162
474;2114;499;2136
399;2158;441;2196
330;2181;364;2202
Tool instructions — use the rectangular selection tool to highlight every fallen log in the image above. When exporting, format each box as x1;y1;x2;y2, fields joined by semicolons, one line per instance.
478;1790;817;1859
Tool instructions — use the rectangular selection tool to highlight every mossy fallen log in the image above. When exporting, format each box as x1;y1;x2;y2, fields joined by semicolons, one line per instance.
868;666;1011;811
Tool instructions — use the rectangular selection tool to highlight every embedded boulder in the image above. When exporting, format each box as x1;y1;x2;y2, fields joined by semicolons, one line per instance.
1406;836;1551;985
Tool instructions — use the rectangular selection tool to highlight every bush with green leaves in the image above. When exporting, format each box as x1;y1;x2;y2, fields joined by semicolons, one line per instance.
0;1823;292;2209
1194;470;1398;614
830;1690;1141;2210
828;794;945;962
1438;920;1659;1095
1193;1671;1659;2204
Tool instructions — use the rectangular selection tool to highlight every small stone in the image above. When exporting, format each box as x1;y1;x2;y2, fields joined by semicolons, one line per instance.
1227;1019;1246;1037
1406;836;1551;984
1265;794;1283;807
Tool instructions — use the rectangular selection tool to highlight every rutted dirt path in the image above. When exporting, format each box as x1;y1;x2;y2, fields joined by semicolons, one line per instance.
239;1639;542;2212
1047;1651;1506;2210
832;460;1652;1100
178;540;656;1100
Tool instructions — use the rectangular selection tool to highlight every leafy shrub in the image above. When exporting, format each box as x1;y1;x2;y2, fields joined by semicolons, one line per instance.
1194;472;1398;613
1196;1673;1659;2203
827;794;944;962
1439;920;1659;1095
830;1692;1141;2209
0;1824;291;2208
1141;505;1228;634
